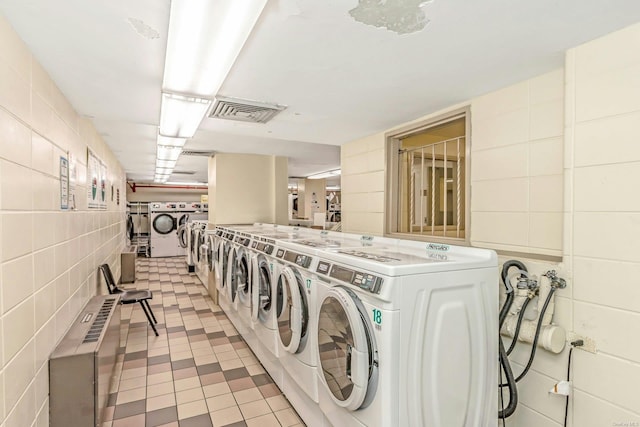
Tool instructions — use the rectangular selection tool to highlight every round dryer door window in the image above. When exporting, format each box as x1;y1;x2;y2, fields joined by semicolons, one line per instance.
153;214;175;235
191;230;197;254
276;266;308;353
252;257;272;323
177;225;188;248
221;243;231;292
317;287;375;410
207;236;214;272
236;249;251;306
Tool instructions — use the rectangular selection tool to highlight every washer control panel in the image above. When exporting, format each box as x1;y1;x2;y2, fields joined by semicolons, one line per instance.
252;241;274;255
277;250;312;268
316;261;383;293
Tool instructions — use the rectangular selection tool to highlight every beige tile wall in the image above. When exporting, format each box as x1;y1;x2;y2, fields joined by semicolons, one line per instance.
0;15;126;427
340;132;386;235
340;22;640;427
563;23;640;425
471;69;564;257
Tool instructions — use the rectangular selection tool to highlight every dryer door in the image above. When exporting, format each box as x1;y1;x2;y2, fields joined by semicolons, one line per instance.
252;256;272;323
317;286;375;410
276;266;308;353
221;241;231;293
177;225;188;248
207;236;215;272
236;248;251;307
227;247;239;304
189;229;195;251
152;214;176;235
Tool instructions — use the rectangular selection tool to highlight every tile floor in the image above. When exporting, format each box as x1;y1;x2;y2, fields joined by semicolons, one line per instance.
102;257;305;427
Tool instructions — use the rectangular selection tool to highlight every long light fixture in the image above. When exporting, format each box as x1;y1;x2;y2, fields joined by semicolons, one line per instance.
154;0;268;182
159;93;211;138
154;134;186;183
307;169;341;180
163;0;268;95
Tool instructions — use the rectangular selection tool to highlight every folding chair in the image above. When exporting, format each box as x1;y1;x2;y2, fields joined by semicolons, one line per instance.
99;263;159;336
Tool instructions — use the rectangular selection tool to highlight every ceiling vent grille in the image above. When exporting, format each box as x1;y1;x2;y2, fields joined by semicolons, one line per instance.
209;96;286;124
181;150;216;157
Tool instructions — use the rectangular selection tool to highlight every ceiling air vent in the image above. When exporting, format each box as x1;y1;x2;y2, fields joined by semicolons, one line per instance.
181;150;216;157
172;170;196;175
209;96;286;124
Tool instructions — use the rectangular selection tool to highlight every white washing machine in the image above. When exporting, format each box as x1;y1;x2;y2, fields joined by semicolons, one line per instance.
312;241;498;427
150;202;182;257
249;235;284;389
185;220;206;271
193;222;209;286
225;231;253;336
217;228;238;315
270;244;324;425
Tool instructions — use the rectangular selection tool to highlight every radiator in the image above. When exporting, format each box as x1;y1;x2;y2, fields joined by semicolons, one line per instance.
49;294;121;427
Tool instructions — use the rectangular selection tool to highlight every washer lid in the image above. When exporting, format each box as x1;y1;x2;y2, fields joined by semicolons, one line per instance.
276;266;307;353
317;287;371;410
153;214;176;234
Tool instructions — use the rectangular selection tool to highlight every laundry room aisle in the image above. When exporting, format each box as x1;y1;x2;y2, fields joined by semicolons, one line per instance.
102;257;305;427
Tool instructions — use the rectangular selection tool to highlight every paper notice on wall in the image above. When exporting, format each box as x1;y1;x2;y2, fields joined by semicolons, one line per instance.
87;148;107;210
60;156;69;210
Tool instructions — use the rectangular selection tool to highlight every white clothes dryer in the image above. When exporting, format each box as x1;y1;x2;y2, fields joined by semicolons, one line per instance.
249;236;283;389
149;202;181;257
313;242;498;427
270;245;325;426
193;223;209;287
225;231;253;338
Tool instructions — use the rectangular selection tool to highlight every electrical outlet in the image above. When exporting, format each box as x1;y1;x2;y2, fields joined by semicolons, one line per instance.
566;331;597;353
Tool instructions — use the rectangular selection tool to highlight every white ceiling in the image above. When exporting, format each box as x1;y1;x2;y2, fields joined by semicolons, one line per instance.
2;0;640;184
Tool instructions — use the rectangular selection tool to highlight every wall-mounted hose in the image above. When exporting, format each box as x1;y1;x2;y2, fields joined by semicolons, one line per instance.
499;260;528;328
506;296;532;356
498;338;518;419
513;287;557;382
498;260;528;420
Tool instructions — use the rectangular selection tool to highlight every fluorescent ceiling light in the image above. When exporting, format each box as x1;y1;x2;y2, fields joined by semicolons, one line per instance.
156;159;177;169
307;169;341;180
157;145;182;161
155;167;173;175
157;134;186;147
163;0;268;95
159;92;212;138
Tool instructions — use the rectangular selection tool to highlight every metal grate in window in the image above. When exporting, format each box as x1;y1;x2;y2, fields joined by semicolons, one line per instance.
398;136;465;239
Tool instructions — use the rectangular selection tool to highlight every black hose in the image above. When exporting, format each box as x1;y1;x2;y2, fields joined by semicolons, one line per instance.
498;338;518;419
497;260;527;420
514;287;556;382
499;287;557;386
506;296;532;356
499;260;528;328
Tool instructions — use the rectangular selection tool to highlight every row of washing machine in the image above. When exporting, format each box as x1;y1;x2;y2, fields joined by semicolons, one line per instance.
201;223;499;427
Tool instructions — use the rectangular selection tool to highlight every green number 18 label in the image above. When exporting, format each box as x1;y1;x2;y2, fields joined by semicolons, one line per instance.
372;309;382;325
